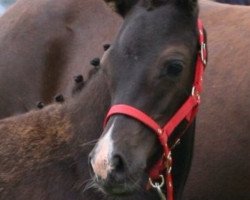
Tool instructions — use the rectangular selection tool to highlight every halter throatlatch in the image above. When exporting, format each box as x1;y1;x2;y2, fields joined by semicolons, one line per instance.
103;19;207;200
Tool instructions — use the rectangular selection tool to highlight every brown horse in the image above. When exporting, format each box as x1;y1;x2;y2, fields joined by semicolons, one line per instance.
0;0;249;200
89;1;200;200
0;0;121;119
88;0;249;199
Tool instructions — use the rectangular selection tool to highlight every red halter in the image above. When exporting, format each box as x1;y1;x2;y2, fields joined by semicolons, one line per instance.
103;19;207;200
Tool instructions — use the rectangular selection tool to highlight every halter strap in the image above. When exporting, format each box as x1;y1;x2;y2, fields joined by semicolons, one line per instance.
103;19;207;200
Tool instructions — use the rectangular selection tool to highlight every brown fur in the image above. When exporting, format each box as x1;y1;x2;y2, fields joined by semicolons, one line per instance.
0;0;249;199
0;104;71;184
182;1;250;199
0;73;109;200
0;0;121;119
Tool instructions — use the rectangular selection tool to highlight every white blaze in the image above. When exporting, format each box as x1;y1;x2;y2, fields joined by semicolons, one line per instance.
91;121;115;179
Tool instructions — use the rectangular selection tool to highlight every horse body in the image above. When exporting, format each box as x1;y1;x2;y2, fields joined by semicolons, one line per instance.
0;73;109;200
183;1;250;199
0;0;120;119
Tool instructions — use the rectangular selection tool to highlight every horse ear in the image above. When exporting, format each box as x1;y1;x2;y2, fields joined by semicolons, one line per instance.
175;0;198;13
104;0;138;17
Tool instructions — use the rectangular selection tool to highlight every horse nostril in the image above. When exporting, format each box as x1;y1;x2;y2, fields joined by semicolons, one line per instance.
111;154;126;174
109;154;128;183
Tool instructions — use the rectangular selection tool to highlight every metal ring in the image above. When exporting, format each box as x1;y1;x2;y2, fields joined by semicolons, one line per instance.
149;175;165;189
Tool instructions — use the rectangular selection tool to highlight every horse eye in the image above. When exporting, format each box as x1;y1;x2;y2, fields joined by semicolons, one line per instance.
160;61;183;78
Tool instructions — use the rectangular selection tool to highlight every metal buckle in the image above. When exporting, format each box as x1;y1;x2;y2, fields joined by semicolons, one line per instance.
149;175;166;200
200;42;207;65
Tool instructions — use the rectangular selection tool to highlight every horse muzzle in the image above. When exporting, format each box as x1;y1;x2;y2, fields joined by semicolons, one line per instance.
89;147;144;196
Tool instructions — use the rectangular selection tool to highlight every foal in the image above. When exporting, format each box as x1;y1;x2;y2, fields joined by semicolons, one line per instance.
0;71;160;200
0;72;109;200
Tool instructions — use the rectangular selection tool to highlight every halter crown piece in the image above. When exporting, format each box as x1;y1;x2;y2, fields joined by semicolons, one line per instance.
104;19;207;200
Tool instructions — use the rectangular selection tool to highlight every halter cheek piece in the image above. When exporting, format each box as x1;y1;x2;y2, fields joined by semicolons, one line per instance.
103;19;207;200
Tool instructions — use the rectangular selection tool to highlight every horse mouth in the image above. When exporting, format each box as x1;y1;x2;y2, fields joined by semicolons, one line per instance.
102;184;135;196
96;179;142;197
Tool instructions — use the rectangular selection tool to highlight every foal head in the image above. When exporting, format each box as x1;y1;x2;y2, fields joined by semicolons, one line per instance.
90;0;199;197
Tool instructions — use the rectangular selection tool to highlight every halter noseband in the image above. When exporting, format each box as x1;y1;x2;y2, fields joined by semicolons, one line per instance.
103;19;207;200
